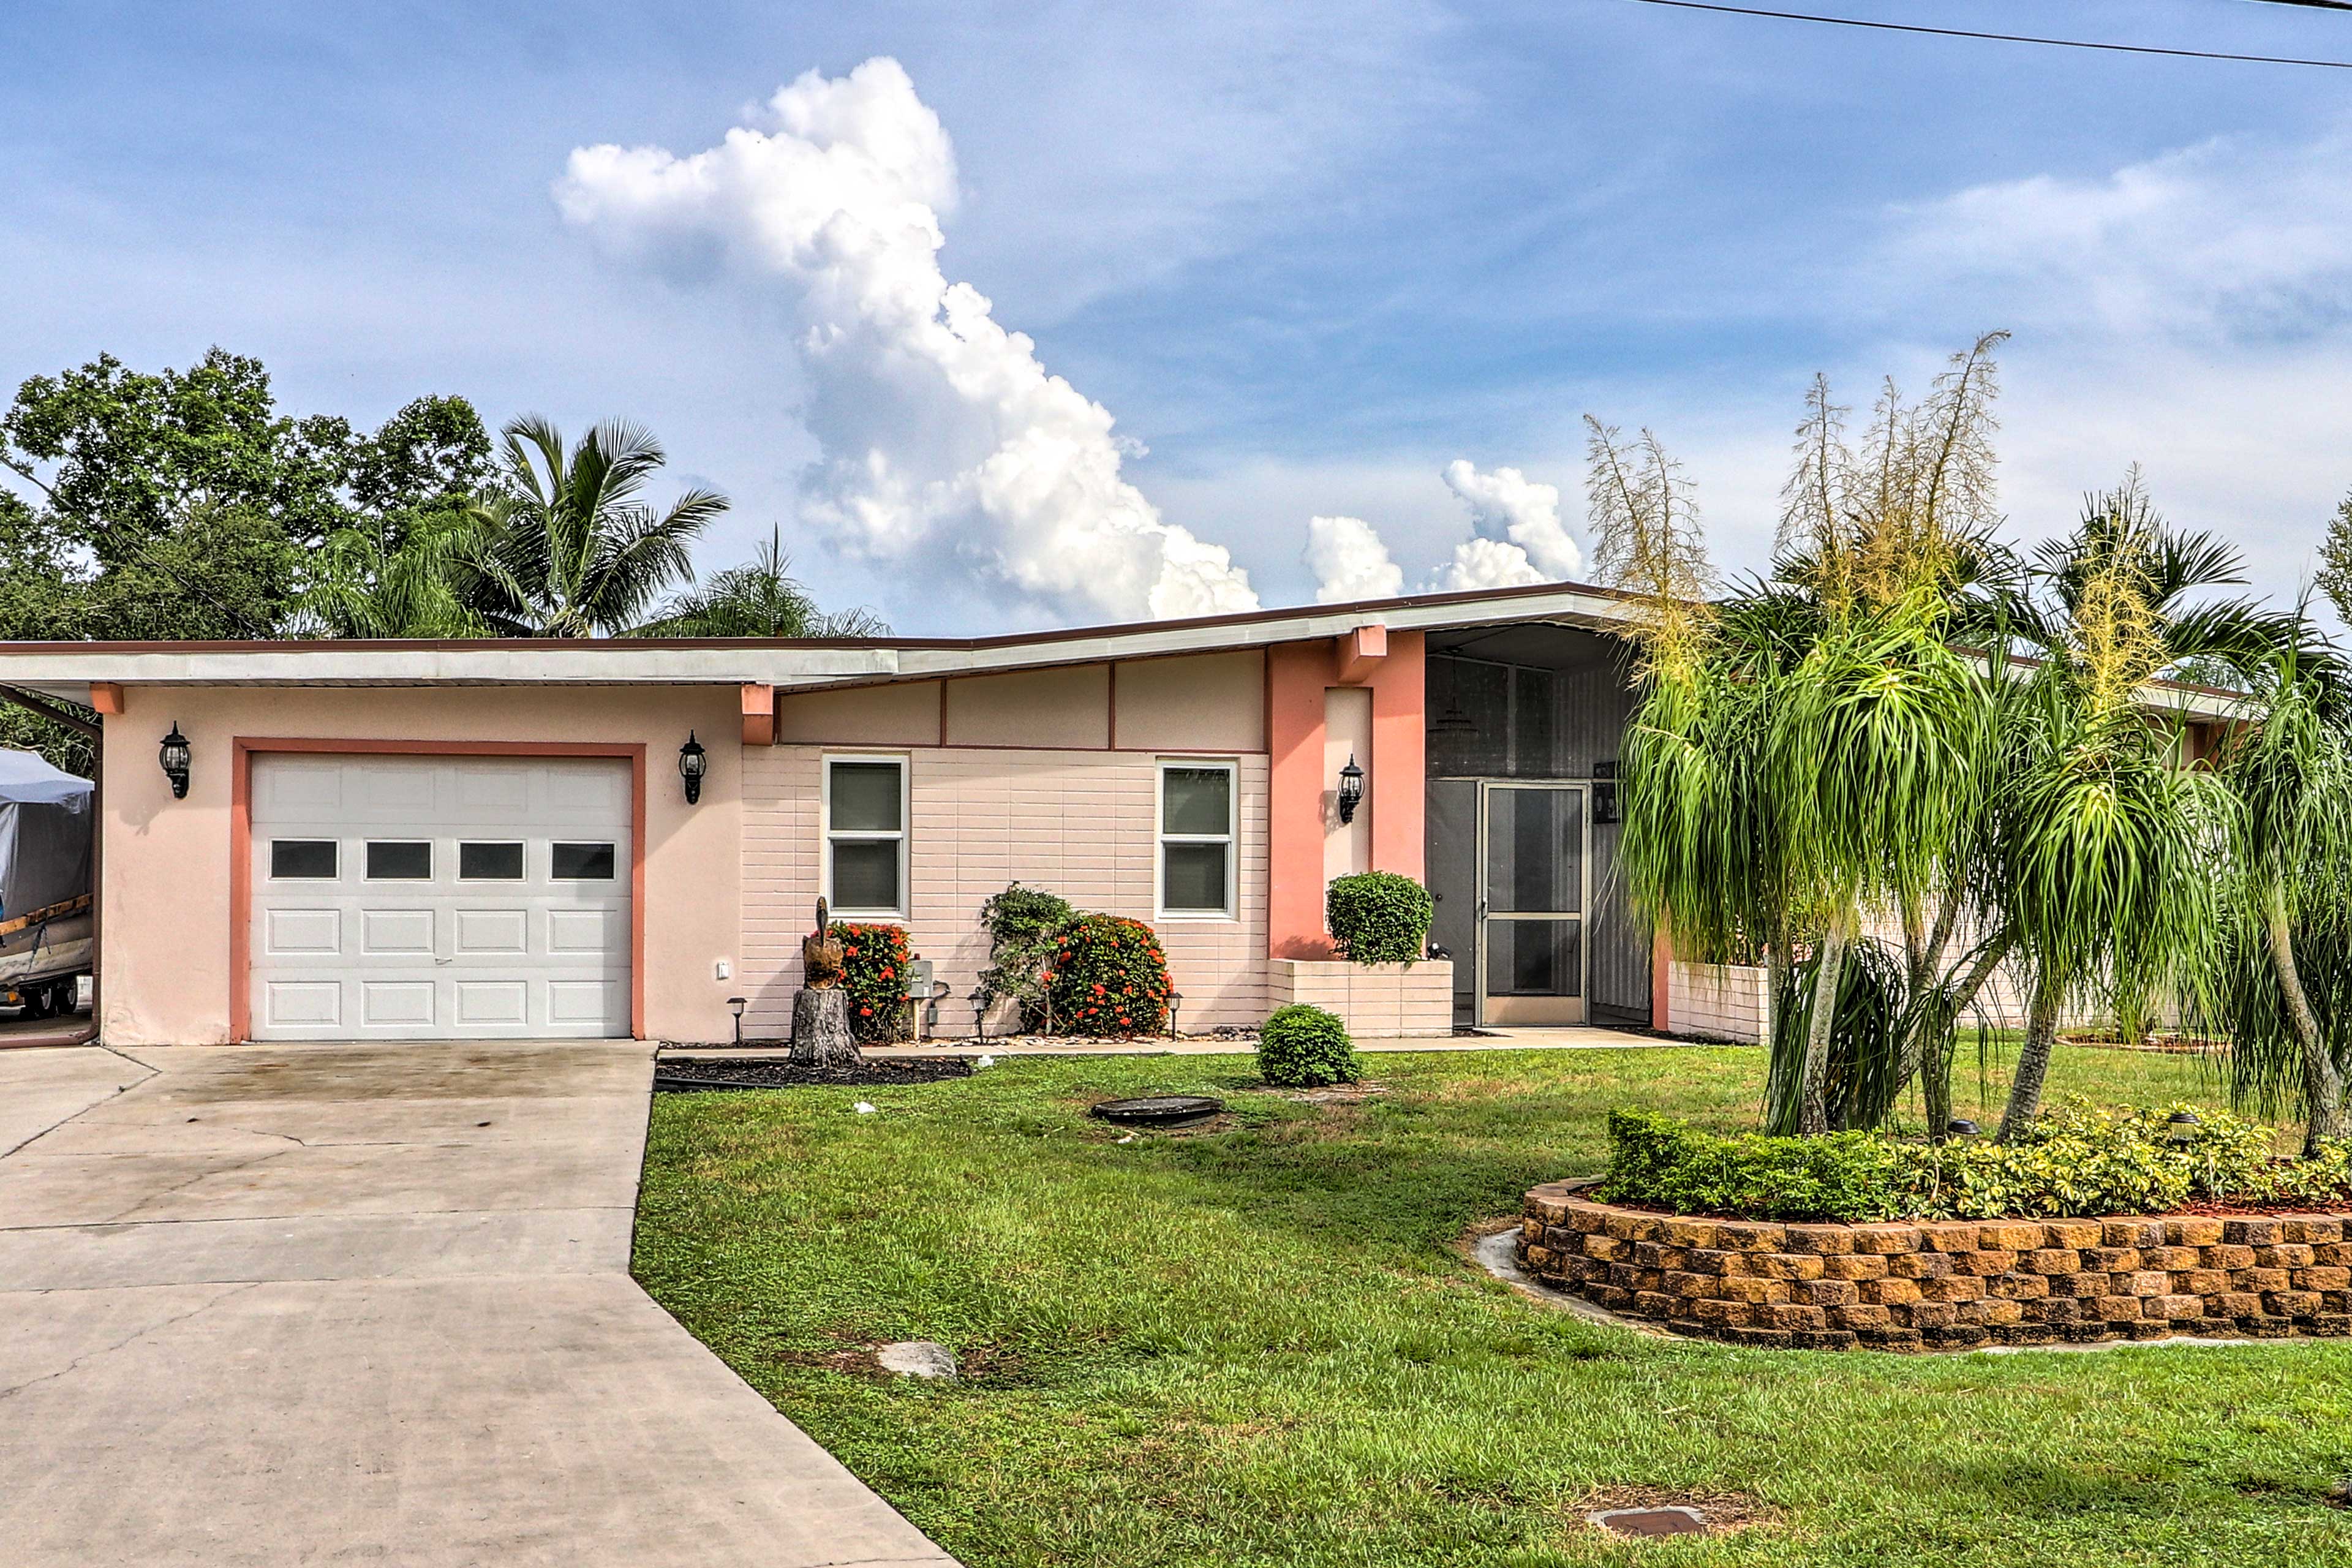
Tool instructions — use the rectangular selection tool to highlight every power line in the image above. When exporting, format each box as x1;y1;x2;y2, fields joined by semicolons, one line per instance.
2236;2;2352;13
1615;0;2352;69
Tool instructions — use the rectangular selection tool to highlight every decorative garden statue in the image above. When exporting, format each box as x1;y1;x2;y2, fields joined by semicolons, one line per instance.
790;895;859;1067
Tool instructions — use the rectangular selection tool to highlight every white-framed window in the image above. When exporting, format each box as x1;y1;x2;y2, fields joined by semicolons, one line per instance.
1157;760;1237;919
823;755;909;918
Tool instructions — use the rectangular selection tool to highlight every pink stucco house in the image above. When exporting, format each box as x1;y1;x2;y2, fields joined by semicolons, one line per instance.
0;582;1735;1047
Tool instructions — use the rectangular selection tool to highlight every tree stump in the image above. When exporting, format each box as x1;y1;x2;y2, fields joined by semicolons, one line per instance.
790;987;859;1067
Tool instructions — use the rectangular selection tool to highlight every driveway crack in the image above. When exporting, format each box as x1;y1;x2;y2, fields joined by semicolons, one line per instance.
0;1281;260;1403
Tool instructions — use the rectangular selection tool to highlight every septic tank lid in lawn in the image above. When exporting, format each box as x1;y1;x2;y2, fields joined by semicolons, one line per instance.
1090;1095;1223;1128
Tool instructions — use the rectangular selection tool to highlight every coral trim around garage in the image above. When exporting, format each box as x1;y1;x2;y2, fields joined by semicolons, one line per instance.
1520;1182;2352;1352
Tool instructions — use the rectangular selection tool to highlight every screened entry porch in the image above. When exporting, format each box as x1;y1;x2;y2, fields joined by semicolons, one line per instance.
1423;622;1652;1030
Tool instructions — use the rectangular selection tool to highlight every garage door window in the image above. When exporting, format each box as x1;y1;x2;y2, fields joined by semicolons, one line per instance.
552;842;617;881
825;756;907;918
459;842;525;880
366;841;432;880
271;840;337;880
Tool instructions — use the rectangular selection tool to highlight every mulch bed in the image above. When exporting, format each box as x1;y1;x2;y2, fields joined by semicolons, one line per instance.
653;1057;976;1091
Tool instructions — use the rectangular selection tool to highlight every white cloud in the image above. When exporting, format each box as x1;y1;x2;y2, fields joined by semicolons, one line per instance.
554;58;1257;625
1426;536;1547;592
1303;514;1403;603
1439;458;1581;579
1885;130;2352;342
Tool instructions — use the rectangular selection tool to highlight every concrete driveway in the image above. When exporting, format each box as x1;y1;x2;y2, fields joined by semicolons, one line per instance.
0;1041;959;1568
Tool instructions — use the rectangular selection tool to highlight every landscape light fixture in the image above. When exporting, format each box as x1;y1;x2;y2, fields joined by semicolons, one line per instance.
2167;1109;2201;1144
727;996;746;1047
1945;1118;1981;1139
1335;754;1365;824
159;723;191;799
678;731;707;804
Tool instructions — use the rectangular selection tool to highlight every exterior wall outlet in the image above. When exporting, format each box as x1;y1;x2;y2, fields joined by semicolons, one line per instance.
714;959;733;981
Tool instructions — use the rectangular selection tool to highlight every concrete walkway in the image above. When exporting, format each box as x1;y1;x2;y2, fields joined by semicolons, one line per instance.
0;1041;958;1568
665;1023;1710;1061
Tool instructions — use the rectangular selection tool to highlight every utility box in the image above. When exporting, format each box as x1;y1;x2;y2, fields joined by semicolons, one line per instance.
903;959;935;1001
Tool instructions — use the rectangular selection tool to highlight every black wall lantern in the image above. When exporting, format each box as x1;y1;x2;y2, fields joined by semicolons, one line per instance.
679;731;707;804
159;723;191;799
1335;753;1365;824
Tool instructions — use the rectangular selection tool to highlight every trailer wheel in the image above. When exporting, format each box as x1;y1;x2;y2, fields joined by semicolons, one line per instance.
21;984;53;1020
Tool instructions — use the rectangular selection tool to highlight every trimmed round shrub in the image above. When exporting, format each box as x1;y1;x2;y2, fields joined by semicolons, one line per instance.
1325;872;1433;965
1044;914;1170;1036
1258;1004;1360;1088
832;921;911;1042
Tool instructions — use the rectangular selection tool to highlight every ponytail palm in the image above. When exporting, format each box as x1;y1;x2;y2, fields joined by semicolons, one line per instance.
2203;646;2352;1152
458;417;723;637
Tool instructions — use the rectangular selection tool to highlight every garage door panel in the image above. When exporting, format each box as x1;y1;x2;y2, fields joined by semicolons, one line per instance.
265;981;343;1028
454;767;530;813
353;766;437;812
261;763;342;814
360;981;437;1027
454;908;529;955
454;981;529;1027
264;908;342;956
251;755;631;1041
547;980;626;1028
546;907;624;954
360;909;437;955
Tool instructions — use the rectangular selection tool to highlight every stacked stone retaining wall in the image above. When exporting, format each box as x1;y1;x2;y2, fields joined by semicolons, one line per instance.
1521;1182;2352;1351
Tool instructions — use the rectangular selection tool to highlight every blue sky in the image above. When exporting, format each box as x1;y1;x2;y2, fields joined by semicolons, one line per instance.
6;1;2352;631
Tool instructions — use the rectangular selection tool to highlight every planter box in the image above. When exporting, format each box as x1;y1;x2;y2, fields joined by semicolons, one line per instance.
1519;1182;2352;1351
1668;961;1769;1045
1272;959;1452;1038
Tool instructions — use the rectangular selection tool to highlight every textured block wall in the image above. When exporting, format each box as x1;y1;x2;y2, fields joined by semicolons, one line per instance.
1521;1183;2352;1351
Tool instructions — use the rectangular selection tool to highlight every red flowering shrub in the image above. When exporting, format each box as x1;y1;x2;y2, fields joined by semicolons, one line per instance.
830;921;911;1043
1043;914;1170;1036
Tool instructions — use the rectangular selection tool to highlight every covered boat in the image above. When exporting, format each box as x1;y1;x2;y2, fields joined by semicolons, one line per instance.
0;748;93;1013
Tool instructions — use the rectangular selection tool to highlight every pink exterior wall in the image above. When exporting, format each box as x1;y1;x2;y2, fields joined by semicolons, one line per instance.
97;684;744;1046
1267;630;1426;960
741;747;1270;1035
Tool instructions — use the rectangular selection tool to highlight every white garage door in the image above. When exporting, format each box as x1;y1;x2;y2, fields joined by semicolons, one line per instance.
249;755;632;1040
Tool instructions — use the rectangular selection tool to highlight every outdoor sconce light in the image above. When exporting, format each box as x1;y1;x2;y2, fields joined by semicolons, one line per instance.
1336;754;1365;824
1592;760;1621;824
159;723;191;799
678;731;707;804
2167;1109;2201;1144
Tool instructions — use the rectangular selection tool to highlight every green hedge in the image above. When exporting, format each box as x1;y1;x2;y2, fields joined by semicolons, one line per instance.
1324;872;1432;965
1259;1004;1360;1088
1599;1101;2352;1222
1599;1109;1902;1223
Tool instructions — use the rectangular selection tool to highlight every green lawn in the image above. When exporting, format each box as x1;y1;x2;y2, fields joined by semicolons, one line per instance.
634;1044;2352;1566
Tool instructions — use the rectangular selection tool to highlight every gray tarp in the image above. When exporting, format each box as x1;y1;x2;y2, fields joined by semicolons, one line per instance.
0;750;92;922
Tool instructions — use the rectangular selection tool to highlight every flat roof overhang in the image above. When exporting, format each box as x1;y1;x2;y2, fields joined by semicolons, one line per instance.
0;575;2251;725
0;581;1645;703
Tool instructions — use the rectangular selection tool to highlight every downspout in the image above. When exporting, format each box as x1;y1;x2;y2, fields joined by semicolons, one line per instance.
0;685;101;1048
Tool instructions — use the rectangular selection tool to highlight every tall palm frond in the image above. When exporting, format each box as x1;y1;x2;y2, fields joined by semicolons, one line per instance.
454;417;723;637
630;527;888;638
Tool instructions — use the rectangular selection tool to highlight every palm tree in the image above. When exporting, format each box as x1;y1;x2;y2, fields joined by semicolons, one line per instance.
2202;640;2352;1153
456;417;724;637
630;527;887;638
1989;479;2239;1142
301;509;492;638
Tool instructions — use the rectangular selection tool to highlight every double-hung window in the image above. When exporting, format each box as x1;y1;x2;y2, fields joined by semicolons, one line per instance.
825;756;908;918
1158;761;1235;918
